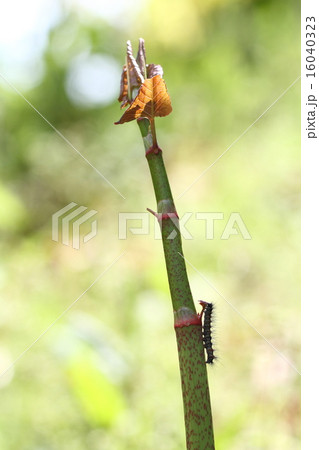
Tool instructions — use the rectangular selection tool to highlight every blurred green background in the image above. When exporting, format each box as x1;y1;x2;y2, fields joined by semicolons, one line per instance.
0;0;300;448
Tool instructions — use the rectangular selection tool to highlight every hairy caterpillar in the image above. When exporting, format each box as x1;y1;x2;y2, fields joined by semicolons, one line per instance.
199;301;216;364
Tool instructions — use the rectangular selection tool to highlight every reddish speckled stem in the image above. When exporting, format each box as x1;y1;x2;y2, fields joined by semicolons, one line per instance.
137;118;215;449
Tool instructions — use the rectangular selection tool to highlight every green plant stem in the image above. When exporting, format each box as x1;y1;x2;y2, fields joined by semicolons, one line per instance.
137;118;215;450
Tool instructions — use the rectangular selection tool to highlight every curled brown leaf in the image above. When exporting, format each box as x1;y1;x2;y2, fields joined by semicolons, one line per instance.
115;75;172;124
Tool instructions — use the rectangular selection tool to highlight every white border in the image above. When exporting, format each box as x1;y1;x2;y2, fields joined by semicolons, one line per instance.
301;0;319;448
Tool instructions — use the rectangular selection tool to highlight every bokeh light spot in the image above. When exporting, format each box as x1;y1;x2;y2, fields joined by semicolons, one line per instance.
65;53;121;108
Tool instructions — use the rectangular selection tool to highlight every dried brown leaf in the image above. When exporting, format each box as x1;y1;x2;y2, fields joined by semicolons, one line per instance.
126;40;144;91
115;75;172;125
147;64;164;78
118;66;130;108
136;38;147;78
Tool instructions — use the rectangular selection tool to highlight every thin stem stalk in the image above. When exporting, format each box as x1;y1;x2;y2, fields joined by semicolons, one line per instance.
137;118;215;450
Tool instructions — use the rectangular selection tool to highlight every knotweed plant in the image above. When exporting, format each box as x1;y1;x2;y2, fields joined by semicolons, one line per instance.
115;39;215;450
